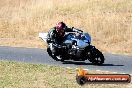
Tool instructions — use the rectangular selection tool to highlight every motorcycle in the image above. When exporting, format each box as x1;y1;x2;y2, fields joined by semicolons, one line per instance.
39;32;105;65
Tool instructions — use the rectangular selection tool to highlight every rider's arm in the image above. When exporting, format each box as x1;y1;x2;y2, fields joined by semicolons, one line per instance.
65;26;83;33
72;27;83;33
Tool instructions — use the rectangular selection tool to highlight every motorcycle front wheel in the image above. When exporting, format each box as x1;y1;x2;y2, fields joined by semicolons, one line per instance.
88;48;105;65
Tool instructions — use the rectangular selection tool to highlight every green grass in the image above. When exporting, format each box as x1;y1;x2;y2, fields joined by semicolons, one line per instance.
0;60;131;88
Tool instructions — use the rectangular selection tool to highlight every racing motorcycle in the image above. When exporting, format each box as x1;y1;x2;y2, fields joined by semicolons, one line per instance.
39;32;105;65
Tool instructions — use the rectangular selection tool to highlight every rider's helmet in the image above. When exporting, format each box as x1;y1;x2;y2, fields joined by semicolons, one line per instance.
55;22;66;36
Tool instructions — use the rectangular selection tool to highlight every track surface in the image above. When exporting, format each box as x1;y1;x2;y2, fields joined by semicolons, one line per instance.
0;46;132;73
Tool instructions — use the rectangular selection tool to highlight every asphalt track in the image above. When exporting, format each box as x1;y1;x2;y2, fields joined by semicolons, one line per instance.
0;46;132;74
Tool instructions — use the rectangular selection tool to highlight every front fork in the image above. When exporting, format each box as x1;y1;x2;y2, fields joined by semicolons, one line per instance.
84;45;96;61
85;45;96;53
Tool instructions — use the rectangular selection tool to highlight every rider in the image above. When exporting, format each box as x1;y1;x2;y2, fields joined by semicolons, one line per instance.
47;21;83;55
47;22;83;44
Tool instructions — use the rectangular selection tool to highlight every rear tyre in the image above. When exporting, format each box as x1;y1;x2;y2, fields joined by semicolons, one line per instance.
55;56;65;62
47;47;53;57
47;47;59;61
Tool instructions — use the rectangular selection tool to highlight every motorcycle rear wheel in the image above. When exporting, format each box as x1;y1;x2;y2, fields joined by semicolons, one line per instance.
47;47;64;61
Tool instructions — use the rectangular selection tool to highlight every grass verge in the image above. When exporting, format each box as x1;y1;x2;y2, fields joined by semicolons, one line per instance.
0;60;131;88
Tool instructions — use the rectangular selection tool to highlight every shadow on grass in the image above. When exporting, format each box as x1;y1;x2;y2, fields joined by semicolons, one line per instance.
62;61;124;66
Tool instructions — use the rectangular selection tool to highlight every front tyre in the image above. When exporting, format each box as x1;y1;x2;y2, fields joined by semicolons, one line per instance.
90;48;104;65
